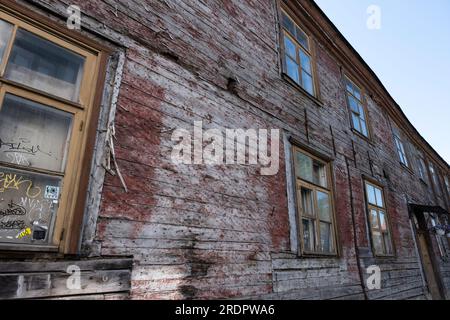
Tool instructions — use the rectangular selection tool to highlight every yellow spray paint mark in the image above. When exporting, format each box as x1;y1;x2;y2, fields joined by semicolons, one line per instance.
16;227;32;239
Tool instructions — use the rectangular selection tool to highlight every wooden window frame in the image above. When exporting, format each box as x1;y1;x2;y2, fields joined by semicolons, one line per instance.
416;151;428;184
363;180;395;257
392;128;410;168
344;75;371;140
292;146;338;256
0;1;110;254
278;5;320;100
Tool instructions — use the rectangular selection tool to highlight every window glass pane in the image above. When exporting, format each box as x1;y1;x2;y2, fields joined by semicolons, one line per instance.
295;27;309;50
346;81;353;94
348;96;359;113
360;119;368;137
379;211;387;231
366;184;376;206
282;12;295;35
286;56;299;84
302;219;315;252
301;71;314;95
313;161;327;187
0;94;73;173
353;87;361;101
370;209;379;229
299;49;311;74
372;230;383;254
374;187;383;207
317;191;331;222
351;113;361;133
445;176;449;194
0;19;13;66
301;187;314;217
295;151;313;182
0;166;61;245
357;104;365;118
320;222;332;253
284;35;296;59
383;233;392;255
5;29;85;102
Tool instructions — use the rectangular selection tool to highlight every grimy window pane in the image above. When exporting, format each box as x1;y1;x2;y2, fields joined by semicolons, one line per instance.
295;27;309;50
370;209;379;229
0;94;73;173
5;29;85;102
0;19;13;66
317;191;331;222
0;166;61;245
320;222;332;253
302;219;315;251
301;187;314;217
372;230;383;254
379;211;387;231
296;151;313;182
313;161;327;187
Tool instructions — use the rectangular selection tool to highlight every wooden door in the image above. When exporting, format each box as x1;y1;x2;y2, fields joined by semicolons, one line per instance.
416;229;443;300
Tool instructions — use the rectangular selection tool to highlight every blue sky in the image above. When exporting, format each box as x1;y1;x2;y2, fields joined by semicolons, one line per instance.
314;0;450;164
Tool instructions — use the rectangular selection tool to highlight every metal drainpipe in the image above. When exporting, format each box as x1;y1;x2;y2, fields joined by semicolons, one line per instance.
345;157;368;300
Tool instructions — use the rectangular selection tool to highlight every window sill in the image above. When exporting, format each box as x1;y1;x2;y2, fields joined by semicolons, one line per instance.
400;162;414;175
351;128;373;145
300;251;339;259
282;73;324;107
0;243;59;253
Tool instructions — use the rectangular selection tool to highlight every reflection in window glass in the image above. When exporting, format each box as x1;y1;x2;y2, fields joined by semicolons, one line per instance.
0;166;61;245
0;19;13;66
301;70;314;95
379;211;387;231
284;35;296;59
286;56;299;84
370;209;379;229
375;188;383;207
5;29;85;102
366;184;376;206
296;151;327;187
0;94;73;173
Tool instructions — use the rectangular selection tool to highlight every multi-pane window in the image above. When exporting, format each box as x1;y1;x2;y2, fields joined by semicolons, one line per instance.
392;127;409;167
444;176;450;196
428;213;449;258
365;181;394;256
416;152;428;183
429;163;442;196
281;10;315;96
0;9;102;251
345;77;369;137
293;147;336;255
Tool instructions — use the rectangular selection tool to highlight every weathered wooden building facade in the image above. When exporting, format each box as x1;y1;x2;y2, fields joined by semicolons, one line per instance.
0;0;449;300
